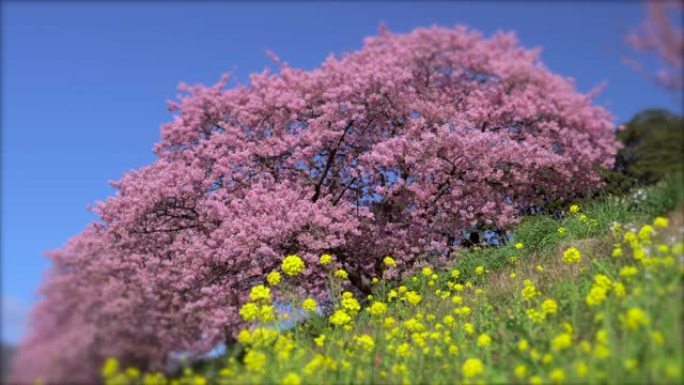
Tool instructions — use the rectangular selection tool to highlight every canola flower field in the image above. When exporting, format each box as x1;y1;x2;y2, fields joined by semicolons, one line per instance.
101;176;683;385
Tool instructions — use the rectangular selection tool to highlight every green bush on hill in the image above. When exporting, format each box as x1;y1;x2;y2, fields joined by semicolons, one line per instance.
605;109;684;194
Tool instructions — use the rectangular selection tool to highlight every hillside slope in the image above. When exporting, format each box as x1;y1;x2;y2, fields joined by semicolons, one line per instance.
102;176;684;385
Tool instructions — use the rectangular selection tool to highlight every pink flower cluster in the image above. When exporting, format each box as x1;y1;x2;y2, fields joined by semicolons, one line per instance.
13;25;618;384
626;0;683;91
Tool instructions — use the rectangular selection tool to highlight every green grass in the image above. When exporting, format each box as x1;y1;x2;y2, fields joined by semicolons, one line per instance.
103;174;684;385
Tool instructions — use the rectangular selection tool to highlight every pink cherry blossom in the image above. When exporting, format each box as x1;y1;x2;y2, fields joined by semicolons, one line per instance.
626;0;683;91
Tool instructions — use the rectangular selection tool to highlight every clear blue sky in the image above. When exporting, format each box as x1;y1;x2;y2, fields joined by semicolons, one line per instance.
1;1;680;345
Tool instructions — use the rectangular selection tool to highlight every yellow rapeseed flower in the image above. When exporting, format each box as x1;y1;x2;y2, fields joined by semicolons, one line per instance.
562;247;581;264
475;266;485;275
569;204;580;214
653;216;669;228
319;253;333;265
515;242;524;250
638;224;654;241
383;317;396;328
449;344;460;355
526;308;545;323
477;334;491;347
143;372;169;385
622;307;649;330
244;350;266;372
451;269;461;279
421;266;433;276
666;364;680;379
282;255;305;276
383;256;396;267
455;306;472;317
259;305;275;322
329;310;352;326
403;318;425;332
275;335;295;361
579;340;591;354
624;359;638;371
563;322;573;334
125;367;140;378
303;354;337;374
396;342;411;357
593;274;612;289
541;299;558;315
266;271;281;286
354;334;375;352
550;368;565;384
624;231;638;244
585;285;607;306
521;279;538;301
282;373;301;385
576;361;588;378
341;293;361;315
302;298;317;312
530;349;540;361
249;285;272;302
595;330;608;345
619;266;638;278
596;329;608;344
551;333;572;351
102;358;119;378
651;330;664;345
514;364;527;379
367;301;388;315
250;328;278;347
462;358;484;378
594;344;611;359
237;329;251;344
405;291;422;306
239;302;259;322
334;269;348;279
518;339;529;352
612;246;623;258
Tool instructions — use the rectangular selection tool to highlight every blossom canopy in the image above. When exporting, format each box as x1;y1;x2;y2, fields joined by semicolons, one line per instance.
13;23;618;385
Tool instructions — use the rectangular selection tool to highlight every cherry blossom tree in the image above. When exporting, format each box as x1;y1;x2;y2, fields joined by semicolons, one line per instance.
12;24;619;384
626;0;684;91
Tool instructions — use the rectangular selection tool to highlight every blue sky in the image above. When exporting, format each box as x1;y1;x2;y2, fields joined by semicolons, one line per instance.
1;1;680;345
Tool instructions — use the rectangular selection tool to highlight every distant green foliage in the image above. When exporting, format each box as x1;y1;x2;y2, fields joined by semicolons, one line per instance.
605;109;684;194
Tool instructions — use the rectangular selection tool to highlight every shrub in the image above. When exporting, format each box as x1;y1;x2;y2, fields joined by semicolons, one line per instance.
604;109;684;194
13;25;618;384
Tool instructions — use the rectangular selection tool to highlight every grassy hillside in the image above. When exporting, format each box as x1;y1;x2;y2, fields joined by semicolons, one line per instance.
102;174;684;385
